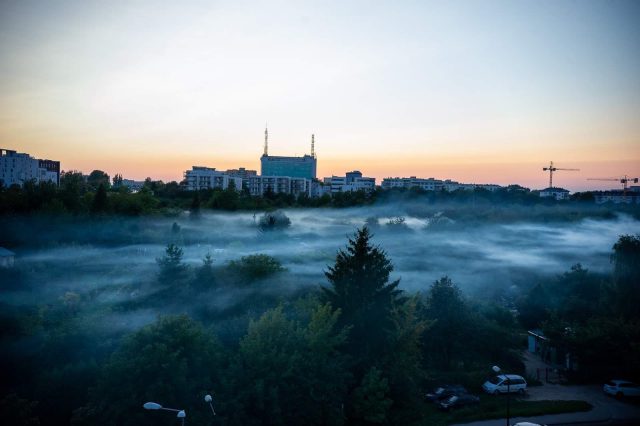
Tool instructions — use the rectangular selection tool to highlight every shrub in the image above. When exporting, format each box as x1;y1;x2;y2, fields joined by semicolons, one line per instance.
228;254;285;282
258;210;291;232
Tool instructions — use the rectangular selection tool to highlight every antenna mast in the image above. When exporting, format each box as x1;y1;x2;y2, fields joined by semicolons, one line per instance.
263;125;268;156
311;134;315;157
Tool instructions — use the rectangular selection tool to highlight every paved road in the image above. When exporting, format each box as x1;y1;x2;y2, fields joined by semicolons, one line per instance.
450;352;640;426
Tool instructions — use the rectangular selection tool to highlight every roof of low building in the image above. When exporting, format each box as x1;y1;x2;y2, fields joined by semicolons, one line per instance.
0;247;15;257
541;187;570;193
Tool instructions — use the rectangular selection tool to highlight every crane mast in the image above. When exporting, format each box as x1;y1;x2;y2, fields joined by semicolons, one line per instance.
542;161;579;188
587;175;639;195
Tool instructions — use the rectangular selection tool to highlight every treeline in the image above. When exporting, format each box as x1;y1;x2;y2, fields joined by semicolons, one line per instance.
2;169;630;218
0;170;374;216
518;234;640;381
1;228;522;426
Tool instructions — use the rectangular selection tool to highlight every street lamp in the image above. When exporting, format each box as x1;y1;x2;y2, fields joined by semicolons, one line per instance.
204;394;217;416
143;402;186;426
492;365;510;426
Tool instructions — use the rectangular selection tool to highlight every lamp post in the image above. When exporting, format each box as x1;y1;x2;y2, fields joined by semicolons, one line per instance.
492;365;510;426
204;394;216;416
143;402;186;426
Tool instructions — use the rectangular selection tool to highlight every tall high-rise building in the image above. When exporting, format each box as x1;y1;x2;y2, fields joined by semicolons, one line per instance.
260;128;317;179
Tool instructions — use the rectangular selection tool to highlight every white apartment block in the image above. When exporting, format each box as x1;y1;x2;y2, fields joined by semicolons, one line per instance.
594;190;640;205
184;167;243;191
443;180;502;192
382;176;502;192
121;179;146;192
381;176;443;191
539;187;570;200
1;149;60;187
323;171;376;193
248;176;312;197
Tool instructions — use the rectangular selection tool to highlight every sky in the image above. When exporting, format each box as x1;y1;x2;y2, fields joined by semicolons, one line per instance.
1;0;639;191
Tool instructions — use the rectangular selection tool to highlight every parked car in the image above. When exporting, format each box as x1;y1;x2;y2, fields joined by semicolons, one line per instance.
425;385;467;402
482;374;527;395
437;393;480;411
603;380;640;398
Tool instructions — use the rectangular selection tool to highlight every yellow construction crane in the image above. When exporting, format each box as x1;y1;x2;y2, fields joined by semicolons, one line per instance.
587;175;639;195
542;161;579;188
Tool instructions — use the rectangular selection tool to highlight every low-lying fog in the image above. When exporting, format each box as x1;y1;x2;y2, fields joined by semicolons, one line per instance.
5;208;639;311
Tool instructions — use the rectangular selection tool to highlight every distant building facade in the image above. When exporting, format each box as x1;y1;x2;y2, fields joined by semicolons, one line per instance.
225;167;257;190
323;171;376;193
38;159;61;185
0;247;15;268
382;176;503;192
248;175;312;197
382;177;444;191
260;128;317;179
261;155;317;179
225;167;257;180
539;187;570;200
184;167;242;191
121;179;146;192
0;149;60;187
594;190;640;205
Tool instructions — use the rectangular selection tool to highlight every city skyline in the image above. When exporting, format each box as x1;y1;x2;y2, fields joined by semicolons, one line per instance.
1;1;639;191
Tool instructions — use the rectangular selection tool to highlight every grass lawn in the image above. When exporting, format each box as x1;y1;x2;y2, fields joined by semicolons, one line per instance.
418;395;592;426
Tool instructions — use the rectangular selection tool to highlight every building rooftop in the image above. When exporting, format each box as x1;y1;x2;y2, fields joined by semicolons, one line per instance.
0;247;15;257
541;187;569;193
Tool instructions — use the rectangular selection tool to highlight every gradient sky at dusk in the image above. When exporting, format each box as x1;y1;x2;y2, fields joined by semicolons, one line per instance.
1;0;639;191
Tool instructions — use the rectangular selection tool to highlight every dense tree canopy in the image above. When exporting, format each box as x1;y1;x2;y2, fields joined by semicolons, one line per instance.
1;211;637;425
610;234;640;318
322;227;402;371
74;315;222;426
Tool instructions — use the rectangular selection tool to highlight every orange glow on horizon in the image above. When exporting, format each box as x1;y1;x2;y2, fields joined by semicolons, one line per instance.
47;149;640;193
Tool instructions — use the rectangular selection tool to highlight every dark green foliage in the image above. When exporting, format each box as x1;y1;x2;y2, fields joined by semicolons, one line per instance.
190;190;201;215
75;315;221;426
518;264;603;329
385;216;408;230
171;221;181;235
111;174;123;188
364;216;380;229
228;254;285;282
90;183;108;214
156;243;189;285
194;253;216;289
0;393;40;426
380;297;428;422
258;210;291;232
207;186;240;209
351;367;392;424
224;304;349;426
0;394;40;426
564;317;640;380
86;170;110;191
610;234;640;318
322;227;402;371
2;208;639;426
319;227;432;424
422;276;470;369
3;174;638;218
517;235;640;381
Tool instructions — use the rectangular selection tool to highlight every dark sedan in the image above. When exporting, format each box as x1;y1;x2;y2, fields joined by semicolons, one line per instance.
437;394;480;411
425;385;467;402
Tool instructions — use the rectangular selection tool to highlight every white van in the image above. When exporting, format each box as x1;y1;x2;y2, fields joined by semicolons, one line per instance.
482;374;527;395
